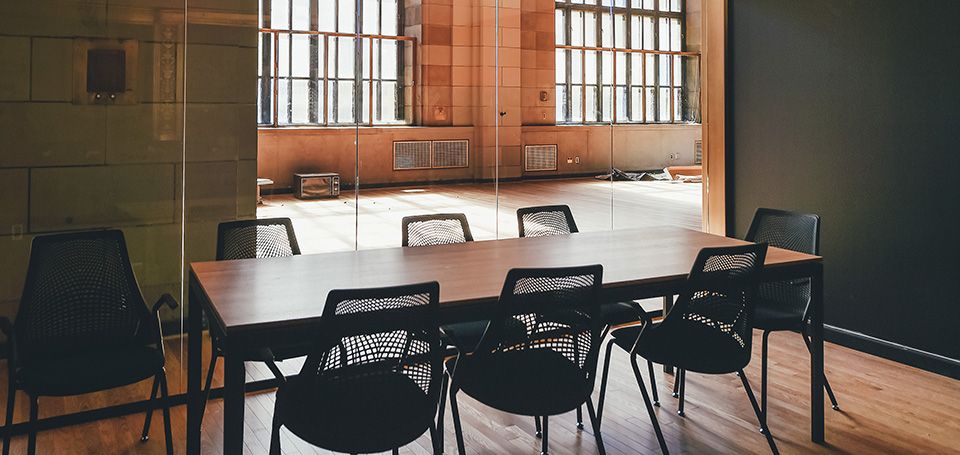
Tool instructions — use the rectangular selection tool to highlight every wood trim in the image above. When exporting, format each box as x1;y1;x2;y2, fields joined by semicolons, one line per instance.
700;0;727;235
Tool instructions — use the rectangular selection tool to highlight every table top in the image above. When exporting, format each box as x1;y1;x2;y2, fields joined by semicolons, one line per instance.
190;226;820;335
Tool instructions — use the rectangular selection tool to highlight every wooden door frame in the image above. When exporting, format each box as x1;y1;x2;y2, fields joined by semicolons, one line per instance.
701;0;727;235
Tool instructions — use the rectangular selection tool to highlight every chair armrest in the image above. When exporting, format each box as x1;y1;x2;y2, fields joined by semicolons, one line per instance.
152;293;179;314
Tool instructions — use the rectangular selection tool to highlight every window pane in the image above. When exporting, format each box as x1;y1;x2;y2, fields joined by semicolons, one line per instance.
318;0;336;31
614;14;626;48
363;0;379;34
585;51;598;85
291;34;310;77
290;79;311;123
571;50;583;84
631;87;643;122
585;85;598;122
601;51;613;85
643;17;655;49
659;18;670;50
556;49;567;84
571;85;583;122
659;87;671;121
556;10;567;45
584;12;597;47
616;86;627;122
631;53;642;85
339;0;355;33
631;16;641;49
645;87;656;120
382;40;398;79
381;0;398;35
272;0;290;29
571;11;584;46
671;18;682;51
556;84;567;122
338;38;355;78
380;81;399;122
645;53;656;85
337;81;354;123
615;52;626;85
601;85;612;122
601;13;612;48
658;54;670;85
292;0;310;30
277;79;290;124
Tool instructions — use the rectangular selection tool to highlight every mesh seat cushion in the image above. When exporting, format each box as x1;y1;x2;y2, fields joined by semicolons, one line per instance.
448;349;591;416
276;372;434;453
611;321;750;375
19;345;164;396
752;301;803;331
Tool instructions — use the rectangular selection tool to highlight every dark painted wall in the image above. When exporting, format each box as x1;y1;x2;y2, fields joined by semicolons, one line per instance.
728;0;960;362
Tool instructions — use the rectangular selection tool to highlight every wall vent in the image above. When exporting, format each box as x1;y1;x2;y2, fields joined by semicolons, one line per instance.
524;145;558;172
393;141;432;170
432;140;469;168
694;140;703;165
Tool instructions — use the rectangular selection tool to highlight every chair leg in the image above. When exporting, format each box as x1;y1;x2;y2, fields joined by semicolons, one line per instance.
672;369;680;398
269;411;282;455
738;369;779;454
761;330;770;431
437;371;448;453
200;349;219;423
534;415;542;438
3;377;15;455
392;449;400;455
647;360;660;406
585;398;606;455
540;415;549;455
26;395;37;455
802;332;840;410
596;338;616;425
429;421;441;455
576;406;584;430
677;369;686;417
629;355;669;454
448;387;466;455
140;375;161;441
158;371;174;455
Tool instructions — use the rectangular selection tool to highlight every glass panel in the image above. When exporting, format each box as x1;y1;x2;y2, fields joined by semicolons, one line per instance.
382;0;399;35
319;0;337;31
556;10;567;45
584;12;597;47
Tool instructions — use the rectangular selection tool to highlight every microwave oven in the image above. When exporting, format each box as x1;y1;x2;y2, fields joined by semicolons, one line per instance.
294;173;340;199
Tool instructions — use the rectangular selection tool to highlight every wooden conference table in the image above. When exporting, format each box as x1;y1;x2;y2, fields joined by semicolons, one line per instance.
185;226;825;454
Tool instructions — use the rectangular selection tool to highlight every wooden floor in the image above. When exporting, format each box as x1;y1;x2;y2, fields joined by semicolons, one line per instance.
257;178;703;253
2;330;959;454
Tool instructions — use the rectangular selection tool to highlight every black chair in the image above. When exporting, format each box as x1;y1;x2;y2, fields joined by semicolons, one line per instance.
597;243;776;454
269;282;443;455
401;214;490;353
202;218;303;416
517;205;661;432
745;208;839;428
444;265;607;455
1;230;177;455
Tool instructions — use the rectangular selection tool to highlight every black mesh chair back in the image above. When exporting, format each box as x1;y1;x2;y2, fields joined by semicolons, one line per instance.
659;243;768;372
273;282;442;453
216;217;300;260
401;213;473;247
475;265;604;402
745;208;820;321
15;230;154;366
517;205;579;237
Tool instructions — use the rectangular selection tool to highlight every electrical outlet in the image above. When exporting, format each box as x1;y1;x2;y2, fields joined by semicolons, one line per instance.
11;224;23;240
567;157;573;164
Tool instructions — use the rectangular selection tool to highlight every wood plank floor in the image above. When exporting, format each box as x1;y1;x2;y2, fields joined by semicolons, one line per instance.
2;330;958;454
257;178;703;254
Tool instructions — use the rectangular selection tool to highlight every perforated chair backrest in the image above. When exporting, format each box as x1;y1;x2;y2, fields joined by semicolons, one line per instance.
216;218;301;260
660;243;767;371
745;208;820;321
16;230;152;366
299;282;442;414
401;213;473;247
517;205;579;237
475;265;604;388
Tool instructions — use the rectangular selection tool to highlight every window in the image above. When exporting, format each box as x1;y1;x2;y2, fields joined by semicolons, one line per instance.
555;0;700;124
258;0;410;126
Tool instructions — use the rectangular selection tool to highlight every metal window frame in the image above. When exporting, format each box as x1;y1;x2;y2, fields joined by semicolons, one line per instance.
258;0;413;127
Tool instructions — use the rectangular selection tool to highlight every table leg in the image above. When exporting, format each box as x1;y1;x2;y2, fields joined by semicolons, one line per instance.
662;295;674;374
223;346;247;453
810;263;825;443
187;277;203;455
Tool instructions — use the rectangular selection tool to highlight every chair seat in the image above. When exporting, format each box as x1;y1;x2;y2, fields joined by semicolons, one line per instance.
612;321;750;374
276;372;434;454
448;349;591;416
753;303;803;332
601;301;645;326
441;318;527;354
19;345;164;396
